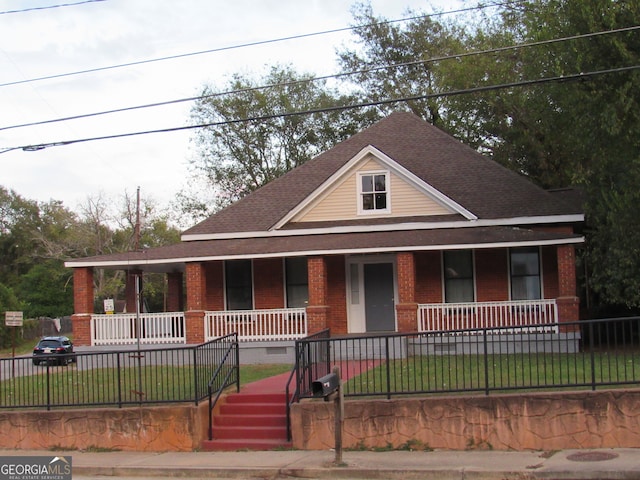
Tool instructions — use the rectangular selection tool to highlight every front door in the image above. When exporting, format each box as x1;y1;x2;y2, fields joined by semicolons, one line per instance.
364;263;396;332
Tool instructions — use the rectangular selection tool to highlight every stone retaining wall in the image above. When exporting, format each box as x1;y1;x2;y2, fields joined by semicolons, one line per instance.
290;389;640;451
0;402;209;451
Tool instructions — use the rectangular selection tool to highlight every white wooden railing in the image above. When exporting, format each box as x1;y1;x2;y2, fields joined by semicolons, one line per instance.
418;299;558;333
91;312;186;346
205;308;307;342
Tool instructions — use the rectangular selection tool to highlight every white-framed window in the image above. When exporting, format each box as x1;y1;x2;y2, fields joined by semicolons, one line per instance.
443;250;475;303
225;259;253;310
358;171;390;214
510;247;542;300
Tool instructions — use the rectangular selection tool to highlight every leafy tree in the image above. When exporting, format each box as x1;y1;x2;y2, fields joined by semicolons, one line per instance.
340;0;640;308
185;64;377;218
17;259;73;318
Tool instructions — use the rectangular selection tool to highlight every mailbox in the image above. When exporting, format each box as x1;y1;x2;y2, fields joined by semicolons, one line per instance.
312;373;340;399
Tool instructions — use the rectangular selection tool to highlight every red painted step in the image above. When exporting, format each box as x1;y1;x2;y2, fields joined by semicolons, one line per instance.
201;386;292;451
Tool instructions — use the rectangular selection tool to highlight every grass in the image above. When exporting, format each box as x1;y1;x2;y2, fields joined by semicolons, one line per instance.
342;351;640;396
0;360;292;408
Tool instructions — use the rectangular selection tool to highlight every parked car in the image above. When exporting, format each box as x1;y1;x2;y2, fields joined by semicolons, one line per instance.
32;336;76;366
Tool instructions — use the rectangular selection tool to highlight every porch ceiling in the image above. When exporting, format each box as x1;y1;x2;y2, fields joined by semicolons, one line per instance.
65;225;583;272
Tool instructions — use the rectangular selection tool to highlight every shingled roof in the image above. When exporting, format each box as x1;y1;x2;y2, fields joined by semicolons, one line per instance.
183;111;582;238
66;112;584;271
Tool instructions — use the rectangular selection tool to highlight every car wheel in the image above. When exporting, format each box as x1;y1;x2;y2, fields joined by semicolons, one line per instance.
60;356;68;366
33;359;40;366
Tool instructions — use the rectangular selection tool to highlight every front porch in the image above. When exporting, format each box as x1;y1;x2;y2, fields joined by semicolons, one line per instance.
85;299;559;346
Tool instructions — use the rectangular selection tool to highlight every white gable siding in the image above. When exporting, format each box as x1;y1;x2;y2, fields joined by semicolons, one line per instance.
291;154;452;223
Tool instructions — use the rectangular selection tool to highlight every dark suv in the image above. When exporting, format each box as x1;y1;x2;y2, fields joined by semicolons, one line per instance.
32;336;76;366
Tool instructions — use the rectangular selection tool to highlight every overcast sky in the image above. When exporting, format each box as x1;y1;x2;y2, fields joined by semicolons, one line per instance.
0;0;464;212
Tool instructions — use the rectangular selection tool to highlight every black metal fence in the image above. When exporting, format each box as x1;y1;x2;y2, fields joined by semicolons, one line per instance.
0;334;239;410
294;317;640;400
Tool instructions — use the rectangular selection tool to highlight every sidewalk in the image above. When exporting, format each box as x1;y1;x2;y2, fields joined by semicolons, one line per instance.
1;448;638;479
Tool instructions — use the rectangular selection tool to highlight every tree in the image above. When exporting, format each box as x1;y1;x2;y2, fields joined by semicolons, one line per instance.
339;0;640;308
184;64;377;218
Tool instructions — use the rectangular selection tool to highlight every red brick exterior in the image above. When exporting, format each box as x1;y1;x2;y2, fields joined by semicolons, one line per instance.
71;267;94;346
396;252;418;332
326;256;347;335
73;267;94;314
185;262;206;343
557;244;580;324
254;258;285;309
415;251;442;303
166;272;184;312
307;256;329;333
475;249;509;302
205;261;224;310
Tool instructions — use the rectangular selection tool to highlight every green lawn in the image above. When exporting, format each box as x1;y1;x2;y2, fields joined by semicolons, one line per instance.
343;352;640;396
0;362;292;408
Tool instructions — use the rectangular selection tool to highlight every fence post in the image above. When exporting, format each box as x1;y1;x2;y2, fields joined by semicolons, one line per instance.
589;321;596;391
385;336;391;400
483;329;490;396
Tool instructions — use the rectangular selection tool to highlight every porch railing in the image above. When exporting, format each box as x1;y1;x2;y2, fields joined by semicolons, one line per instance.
91;312;186;346
418;299;558;333
205;308;307;342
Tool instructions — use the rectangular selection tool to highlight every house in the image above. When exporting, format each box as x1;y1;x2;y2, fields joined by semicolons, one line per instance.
65;112;584;350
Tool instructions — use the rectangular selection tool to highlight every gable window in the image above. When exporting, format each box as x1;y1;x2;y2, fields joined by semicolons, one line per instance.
510;247;541;300
358;171;390;214
443;250;475;303
225;259;253;310
285;257;308;308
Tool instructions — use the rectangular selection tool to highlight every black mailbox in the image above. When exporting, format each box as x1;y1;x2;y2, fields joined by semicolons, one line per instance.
312;373;340;398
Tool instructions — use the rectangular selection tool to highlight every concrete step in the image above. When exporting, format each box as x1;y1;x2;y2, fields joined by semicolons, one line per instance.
200;438;292;451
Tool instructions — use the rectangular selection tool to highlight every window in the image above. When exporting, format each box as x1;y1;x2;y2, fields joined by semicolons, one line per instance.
443;250;474;303
358;171;389;214
510;247;541;300
225;260;253;310
285;257;308;308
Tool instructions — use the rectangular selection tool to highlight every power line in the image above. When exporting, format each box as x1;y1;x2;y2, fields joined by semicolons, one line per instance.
2;64;638;155
0;1;514;88
2;24;638;132
0;0;105;15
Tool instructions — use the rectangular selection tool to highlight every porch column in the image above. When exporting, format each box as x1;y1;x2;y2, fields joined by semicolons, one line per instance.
557;244;580;324
396;252;418;333
125;269;143;314
71;267;93;346
185;262;206;343
166;272;184;312
306;256;329;334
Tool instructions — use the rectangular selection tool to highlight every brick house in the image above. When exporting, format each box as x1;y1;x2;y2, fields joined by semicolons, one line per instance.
65;112;583;348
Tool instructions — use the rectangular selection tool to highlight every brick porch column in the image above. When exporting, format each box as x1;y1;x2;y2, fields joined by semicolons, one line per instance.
396;252;418;333
166;272;184;312
306;256;329;334
557;244;580;324
71;267;93;346
185;262;206;343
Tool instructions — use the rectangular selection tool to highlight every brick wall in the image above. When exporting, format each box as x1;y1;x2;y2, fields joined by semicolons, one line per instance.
254;258;285;309
475;249;509;302
73;267;94;314
205;261;224;310
415;251;441;303
326;256;347;335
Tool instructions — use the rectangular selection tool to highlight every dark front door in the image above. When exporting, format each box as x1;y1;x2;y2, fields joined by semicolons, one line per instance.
364;263;395;332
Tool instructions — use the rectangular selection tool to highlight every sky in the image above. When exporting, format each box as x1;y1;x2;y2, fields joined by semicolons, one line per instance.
0;0;464;213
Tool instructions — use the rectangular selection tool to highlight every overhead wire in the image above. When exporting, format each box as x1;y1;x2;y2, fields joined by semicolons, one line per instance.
0;0;106;15
0;1;517;88
2;64;638;154
2;24;638;132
